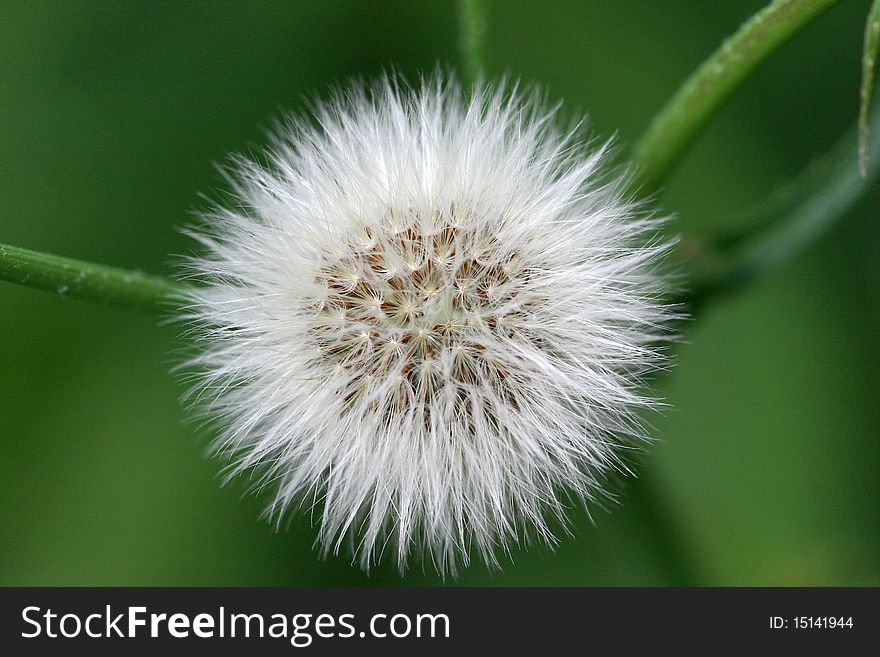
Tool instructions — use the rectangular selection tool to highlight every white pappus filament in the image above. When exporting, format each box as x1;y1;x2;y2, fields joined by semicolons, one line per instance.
180;74;677;575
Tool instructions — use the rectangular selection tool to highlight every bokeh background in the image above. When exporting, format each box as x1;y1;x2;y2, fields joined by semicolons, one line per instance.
1;0;877;586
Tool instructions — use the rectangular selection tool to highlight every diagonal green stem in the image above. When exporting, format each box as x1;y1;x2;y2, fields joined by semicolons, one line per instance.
457;0;488;86
0;242;187;313
632;0;842;192
685;101;880;309
859;0;880;176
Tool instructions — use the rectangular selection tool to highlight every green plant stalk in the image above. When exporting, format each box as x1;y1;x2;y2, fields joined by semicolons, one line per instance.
632;0;842;192
457;0;487;86
0;243;187;313
859;0;880;176
686;101;880;309
646;103;880;585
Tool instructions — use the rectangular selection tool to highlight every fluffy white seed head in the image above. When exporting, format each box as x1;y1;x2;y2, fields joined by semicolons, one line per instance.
180;75;676;575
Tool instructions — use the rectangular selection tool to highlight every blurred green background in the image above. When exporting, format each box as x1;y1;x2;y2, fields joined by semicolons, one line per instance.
1;0;877;586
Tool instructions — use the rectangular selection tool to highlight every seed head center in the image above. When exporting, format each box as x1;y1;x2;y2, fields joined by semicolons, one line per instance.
310;210;520;407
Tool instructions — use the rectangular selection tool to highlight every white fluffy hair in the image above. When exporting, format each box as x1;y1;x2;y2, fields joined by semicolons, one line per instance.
180;73;676;575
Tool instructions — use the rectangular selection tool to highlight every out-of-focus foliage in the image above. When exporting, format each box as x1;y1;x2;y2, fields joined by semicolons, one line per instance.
0;0;877;585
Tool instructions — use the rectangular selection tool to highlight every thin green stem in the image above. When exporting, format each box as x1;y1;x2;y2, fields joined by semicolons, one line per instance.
684;101;880;309
859;0;880;176
0;243;187;314
457;0;488;86
632;0;842;193
642;104;880;585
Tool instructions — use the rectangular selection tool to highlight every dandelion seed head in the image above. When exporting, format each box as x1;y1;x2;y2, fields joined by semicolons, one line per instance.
180;74;678;575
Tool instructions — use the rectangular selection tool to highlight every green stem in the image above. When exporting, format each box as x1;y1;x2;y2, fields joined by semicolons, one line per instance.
457;0;488;86
632;0;842;192
0;242;187;314
685;101;880;309
859;0;880;176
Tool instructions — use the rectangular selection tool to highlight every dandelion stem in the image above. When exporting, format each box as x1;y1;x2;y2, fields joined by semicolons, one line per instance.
859;0;880;176
0;242;186;313
632;0;842;192
457;0;488;86
685;101;880;309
